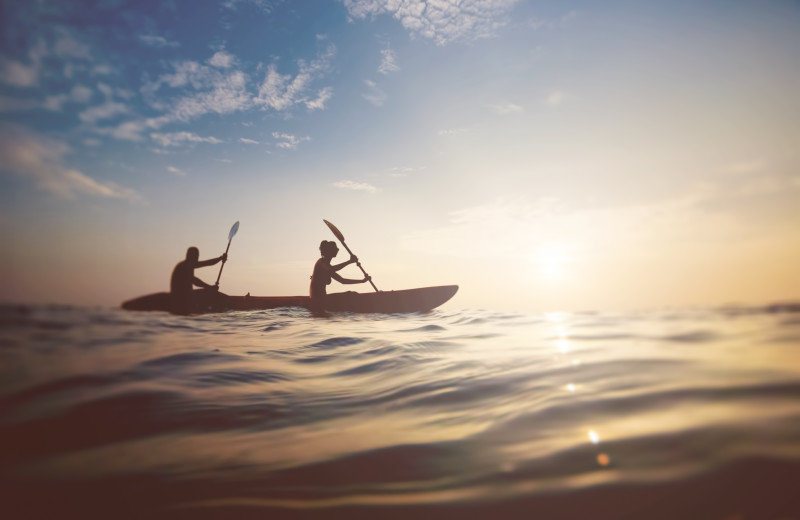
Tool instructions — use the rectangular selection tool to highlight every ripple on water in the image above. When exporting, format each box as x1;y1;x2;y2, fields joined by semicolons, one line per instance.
139;351;241;370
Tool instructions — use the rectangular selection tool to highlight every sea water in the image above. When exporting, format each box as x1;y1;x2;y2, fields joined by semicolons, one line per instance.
1;303;799;519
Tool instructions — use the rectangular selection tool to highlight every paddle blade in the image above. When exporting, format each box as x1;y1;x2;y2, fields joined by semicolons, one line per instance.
228;221;240;241
323;219;345;242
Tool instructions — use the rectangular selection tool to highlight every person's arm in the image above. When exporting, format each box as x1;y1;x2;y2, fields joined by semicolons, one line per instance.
192;276;217;289
332;255;358;272
196;252;228;268
331;272;370;285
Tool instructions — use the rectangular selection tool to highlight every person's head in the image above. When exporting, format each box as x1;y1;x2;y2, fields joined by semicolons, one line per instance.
319;240;339;258
185;247;199;263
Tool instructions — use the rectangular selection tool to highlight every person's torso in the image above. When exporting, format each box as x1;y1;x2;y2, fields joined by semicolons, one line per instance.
310;258;332;297
170;261;193;294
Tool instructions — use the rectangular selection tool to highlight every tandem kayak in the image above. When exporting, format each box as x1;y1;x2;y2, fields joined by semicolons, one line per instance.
121;285;459;315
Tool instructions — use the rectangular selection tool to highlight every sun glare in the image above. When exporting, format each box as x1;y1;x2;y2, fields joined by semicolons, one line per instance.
531;244;568;281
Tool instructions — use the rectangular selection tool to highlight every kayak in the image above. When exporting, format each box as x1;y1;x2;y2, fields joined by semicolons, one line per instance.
121;285;458;315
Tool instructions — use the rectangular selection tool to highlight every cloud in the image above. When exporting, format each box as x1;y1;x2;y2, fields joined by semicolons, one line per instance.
239;137;259;144
438;127;471;136
389;165;426;177
306;86;333;111
0;56;39;87
223;0;285;13
254;44;336;111
4;85;93;112
150;132;224;147
545;90;565;106
0;124;138;200
53;28;92;59
141;59;253;122
332;180;378;193
110;120;149;141
170;70;251;120
343;0;520;45
167;166;186;176
362;79;386;106
272;132;309;150
70;85;94;103
79;101;128;123
379;47;399;74
209;51;235;68
0;39;47;87
91;64;114;76
489;102;523;114
139;34;180;48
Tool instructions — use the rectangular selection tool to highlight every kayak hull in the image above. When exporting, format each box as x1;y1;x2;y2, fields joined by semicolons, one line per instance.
121;285;458;315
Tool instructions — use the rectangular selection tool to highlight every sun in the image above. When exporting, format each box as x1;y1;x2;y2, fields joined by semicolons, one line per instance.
531;244;568;281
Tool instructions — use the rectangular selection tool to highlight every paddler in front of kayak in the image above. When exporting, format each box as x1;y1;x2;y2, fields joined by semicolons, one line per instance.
170;247;227;314
310;240;371;302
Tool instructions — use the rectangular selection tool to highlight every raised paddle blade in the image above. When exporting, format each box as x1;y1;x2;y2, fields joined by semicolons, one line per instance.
215;220;239;287
228;221;240;241
323;219;345;242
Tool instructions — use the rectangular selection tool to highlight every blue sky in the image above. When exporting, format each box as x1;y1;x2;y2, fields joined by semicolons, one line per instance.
2;0;799;311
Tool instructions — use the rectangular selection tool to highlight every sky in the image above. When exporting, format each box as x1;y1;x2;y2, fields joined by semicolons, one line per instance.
1;0;799;313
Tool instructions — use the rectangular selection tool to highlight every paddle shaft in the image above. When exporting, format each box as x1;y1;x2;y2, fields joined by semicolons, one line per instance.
338;240;379;292
214;239;232;286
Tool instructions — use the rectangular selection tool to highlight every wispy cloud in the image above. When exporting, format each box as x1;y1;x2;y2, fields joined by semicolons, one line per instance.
438;127;471;136
239;137;259;144
489;102;523;114
208;51;235;68
139;34;180;48
167;166;186;176
0;124;138;201
306;86;333;111
0;40;47;88
79;101;128;123
170;70;251;120
91;64;114;76
150;132;223;147
4;84;94;112
362;80;386;106
254;44;336;111
272;132;309;150
343;0;520;45
379;46;399;74
389;166;426;177
223;0;284;14
332;180;378;193
0;56;40;87
141;59;252;123
0;29;92;89
53;28;92;59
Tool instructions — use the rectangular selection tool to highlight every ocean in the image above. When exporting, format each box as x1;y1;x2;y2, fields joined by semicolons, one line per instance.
1;302;799;519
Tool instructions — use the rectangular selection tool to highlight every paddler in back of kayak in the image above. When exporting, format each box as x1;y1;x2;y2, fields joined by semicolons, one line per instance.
310;240;370;300
170;247;227;314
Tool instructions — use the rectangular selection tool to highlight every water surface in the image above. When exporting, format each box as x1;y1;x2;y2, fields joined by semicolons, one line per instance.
1;303;799;519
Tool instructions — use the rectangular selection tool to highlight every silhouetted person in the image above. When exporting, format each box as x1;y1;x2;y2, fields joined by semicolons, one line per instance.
170;247;227;313
310;240;370;300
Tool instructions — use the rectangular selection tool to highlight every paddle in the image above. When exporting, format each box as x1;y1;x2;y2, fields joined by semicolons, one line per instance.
214;220;240;287
323;219;379;292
